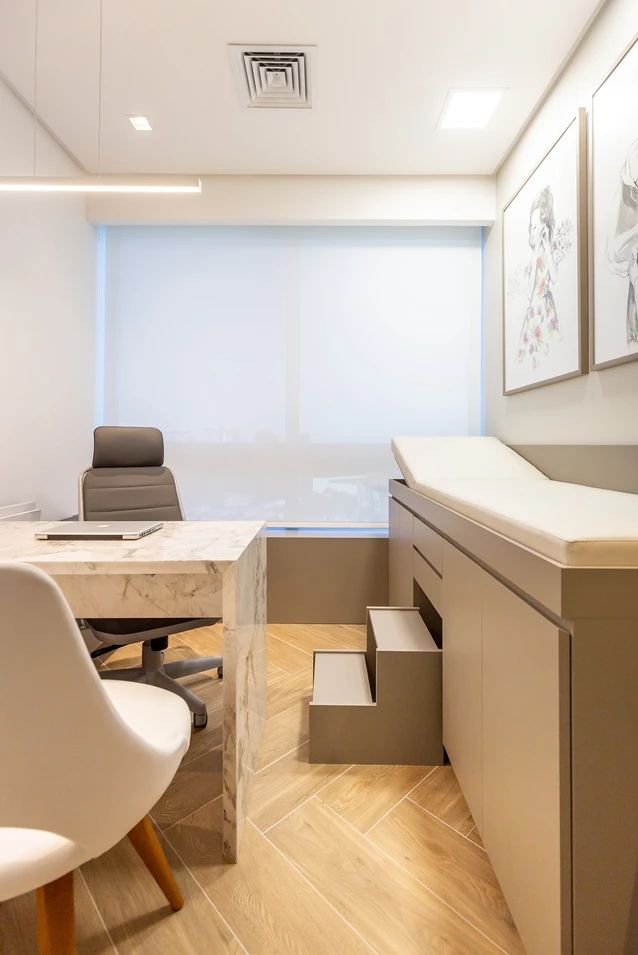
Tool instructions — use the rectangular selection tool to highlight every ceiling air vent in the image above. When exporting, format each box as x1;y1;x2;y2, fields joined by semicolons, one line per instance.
231;45;313;108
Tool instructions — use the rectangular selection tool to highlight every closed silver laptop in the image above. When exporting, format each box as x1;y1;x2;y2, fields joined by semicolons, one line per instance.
35;521;163;541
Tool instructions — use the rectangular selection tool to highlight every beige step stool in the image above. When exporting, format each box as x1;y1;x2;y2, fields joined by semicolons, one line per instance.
309;607;443;764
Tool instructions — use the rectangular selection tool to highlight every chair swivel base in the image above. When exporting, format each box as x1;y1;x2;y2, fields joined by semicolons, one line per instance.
100;641;223;728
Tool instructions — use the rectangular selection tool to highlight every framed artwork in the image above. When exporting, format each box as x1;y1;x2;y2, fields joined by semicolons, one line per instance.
591;34;638;369
502;109;588;395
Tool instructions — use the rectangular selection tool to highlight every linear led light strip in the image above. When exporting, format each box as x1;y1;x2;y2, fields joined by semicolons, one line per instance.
0;176;202;193
0;0;202;195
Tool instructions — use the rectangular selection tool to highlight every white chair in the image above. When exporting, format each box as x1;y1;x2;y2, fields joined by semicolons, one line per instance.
0;561;192;955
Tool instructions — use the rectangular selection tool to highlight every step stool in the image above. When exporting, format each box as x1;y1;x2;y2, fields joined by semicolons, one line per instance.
309;607;442;764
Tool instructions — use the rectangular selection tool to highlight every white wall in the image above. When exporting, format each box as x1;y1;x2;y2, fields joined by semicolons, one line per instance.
87;174;495;227
484;0;638;443
0;83;97;518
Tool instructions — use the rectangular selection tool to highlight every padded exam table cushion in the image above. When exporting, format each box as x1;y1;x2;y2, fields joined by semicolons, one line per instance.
392;436;548;486
392;437;638;567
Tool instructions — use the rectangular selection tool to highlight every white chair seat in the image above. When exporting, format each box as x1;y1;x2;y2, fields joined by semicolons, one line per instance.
103;681;191;758
0;829;84;902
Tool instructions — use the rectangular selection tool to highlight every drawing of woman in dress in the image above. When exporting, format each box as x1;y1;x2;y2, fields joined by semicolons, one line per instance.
516;186;560;368
607;139;638;346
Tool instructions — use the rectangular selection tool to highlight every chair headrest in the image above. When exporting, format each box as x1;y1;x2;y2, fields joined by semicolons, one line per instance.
92;427;164;468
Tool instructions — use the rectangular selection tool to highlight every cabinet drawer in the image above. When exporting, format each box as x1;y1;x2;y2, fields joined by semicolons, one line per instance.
441;542;483;829
413;518;443;574
389;498;415;606
413;547;442;615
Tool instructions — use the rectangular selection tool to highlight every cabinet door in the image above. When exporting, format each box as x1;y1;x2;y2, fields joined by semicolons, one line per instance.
441;542;483;829
388;498;414;606
482;575;570;955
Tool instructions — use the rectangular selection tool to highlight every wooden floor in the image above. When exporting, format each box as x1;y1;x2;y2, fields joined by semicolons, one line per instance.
0;624;524;954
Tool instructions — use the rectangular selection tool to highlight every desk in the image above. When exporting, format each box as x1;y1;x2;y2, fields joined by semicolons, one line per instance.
0;520;267;862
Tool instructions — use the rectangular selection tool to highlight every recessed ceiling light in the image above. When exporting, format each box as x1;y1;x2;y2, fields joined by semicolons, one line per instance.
439;89;505;130
128;115;152;132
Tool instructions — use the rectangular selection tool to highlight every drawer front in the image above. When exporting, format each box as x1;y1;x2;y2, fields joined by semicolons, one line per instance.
441;542;483;830
389;498;415;606
413;547;442;615
413;517;443;575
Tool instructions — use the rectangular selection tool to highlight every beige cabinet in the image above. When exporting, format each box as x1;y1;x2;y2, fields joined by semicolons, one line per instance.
482;574;571;955
388;478;638;955
388;498;414;606
441;538;571;955
441;543;484;830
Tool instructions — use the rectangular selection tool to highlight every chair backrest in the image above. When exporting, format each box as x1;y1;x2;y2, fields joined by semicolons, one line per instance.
0;562;162;852
80;426;183;521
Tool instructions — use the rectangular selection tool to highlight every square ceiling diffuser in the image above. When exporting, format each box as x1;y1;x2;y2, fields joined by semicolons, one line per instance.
231;45;313;108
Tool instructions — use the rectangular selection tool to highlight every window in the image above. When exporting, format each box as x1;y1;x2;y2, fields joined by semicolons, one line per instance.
102;225;482;522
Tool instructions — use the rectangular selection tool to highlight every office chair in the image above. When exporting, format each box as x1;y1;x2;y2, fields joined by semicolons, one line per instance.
79;426;221;728
0;561;191;955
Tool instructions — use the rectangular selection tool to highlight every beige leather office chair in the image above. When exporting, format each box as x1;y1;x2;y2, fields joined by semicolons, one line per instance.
79;426;221;728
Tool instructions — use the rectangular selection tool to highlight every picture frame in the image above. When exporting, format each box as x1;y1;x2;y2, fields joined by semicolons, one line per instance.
590;33;638;370
502;108;588;395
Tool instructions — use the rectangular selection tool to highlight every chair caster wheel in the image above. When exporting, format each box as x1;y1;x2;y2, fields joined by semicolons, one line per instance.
193;712;208;729
217;666;223;679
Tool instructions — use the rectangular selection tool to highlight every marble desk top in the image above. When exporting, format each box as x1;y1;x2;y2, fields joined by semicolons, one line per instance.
0;521;265;576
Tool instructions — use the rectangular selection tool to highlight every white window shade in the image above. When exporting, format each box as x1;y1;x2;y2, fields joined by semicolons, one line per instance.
102;226;482;522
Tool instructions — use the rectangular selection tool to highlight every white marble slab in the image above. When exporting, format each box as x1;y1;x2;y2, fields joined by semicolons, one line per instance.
222;533;267;860
0;521;264;574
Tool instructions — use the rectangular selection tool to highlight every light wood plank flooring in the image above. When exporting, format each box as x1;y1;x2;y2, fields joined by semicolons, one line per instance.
0;624;524;954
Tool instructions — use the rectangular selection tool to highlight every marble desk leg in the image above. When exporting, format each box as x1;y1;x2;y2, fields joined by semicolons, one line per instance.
221;533;267;861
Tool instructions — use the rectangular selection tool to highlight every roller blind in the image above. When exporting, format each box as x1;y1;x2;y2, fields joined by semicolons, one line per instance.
102;225;482;522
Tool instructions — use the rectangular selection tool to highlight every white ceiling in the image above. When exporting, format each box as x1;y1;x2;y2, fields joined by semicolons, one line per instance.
0;0;603;176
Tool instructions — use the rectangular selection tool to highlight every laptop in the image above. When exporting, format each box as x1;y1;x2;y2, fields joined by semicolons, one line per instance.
35;521;163;541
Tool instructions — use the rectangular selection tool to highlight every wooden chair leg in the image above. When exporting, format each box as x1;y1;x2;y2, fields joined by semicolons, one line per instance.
36;870;75;955
127;815;184;911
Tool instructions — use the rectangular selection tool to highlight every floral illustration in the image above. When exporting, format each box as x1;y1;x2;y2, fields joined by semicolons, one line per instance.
513;186;572;369
607;139;638;346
